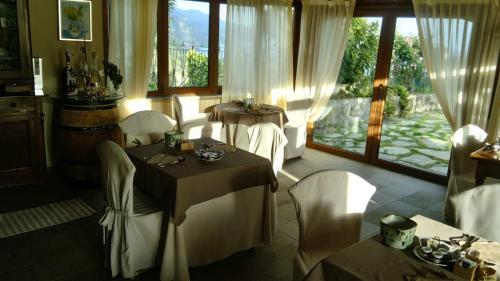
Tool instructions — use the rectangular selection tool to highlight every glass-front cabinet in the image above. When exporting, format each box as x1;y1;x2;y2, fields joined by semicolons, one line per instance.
0;0;21;70
0;0;33;95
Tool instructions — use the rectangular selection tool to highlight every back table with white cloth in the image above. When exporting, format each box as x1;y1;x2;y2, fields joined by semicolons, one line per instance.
209;103;289;146
125;138;279;281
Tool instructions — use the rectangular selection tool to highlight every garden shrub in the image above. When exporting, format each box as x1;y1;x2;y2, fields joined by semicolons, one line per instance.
393;85;411;116
186;49;208;87
384;89;398;117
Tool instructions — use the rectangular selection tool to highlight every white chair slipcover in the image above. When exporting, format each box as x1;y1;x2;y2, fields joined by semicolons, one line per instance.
284;92;310;159
119;110;177;148
172;95;223;140
247;122;288;175
445;124;487;220
288;170;376;281
97;141;164;278
449;184;500;242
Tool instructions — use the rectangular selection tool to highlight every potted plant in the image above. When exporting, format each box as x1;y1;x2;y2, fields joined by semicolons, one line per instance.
102;61;123;96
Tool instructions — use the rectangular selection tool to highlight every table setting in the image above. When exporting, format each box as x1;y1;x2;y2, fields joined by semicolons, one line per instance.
306;215;499;281
125;137;279;280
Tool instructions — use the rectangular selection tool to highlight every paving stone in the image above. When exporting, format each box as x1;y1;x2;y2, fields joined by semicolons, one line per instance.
379;154;400;161
422;138;449;150
350;133;365;140
397;136;413;141
391;140;415;147
325;133;343;139
381;135;393;142
399;120;417;126
416;128;433;133
415;149;450;161
380;146;411;155
401;154;436;166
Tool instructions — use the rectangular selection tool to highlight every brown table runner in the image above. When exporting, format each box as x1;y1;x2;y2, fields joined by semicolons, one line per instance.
210;103;289;128
126;138;278;225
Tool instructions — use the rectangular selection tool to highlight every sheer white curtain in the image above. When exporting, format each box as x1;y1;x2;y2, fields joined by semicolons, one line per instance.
488;74;500;142
413;0;500;132
294;0;355;122
222;0;293;108
109;0;157;116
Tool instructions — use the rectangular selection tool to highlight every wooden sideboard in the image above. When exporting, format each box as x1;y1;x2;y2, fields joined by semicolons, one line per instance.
0;96;46;187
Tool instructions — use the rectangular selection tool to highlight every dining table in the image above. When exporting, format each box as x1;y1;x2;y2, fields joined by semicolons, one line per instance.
209;102;289;145
305;215;500;281
125;138;279;281
470;146;500;185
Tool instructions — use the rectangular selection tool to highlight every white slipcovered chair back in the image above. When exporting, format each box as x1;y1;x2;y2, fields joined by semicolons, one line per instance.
284;92;310;159
450;124;487;175
173;94;206;126
288;170;376;281
286;92;310;127
450;184;500;242
445;124;488;221
98;141;135;215
119;110;176;135
247;122;288;175
173;94;222;140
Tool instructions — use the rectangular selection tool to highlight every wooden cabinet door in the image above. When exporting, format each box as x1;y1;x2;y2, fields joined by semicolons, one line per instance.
0;97;45;187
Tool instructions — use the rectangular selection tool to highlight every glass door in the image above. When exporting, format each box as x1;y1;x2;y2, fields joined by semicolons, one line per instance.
312;17;382;157
308;14;452;182
377;18;452;176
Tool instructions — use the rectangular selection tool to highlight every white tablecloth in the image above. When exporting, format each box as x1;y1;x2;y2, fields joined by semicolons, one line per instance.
160;185;277;281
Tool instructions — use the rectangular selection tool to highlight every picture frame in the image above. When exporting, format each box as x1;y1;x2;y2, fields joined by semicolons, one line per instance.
58;0;92;41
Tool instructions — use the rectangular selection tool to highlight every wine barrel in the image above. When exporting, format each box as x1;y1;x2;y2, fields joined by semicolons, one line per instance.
56;101;123;185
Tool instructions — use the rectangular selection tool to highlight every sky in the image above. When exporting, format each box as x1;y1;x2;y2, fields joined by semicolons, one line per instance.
175;1;419;37
175;1;226;21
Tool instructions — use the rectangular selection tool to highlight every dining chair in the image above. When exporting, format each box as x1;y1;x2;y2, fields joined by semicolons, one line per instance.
119;110;177;148
449;183;500;242
247;122;288;175
288;170;376;281
172;94;223;140
284;92;310;160
445;124;487;221
97;141;164;278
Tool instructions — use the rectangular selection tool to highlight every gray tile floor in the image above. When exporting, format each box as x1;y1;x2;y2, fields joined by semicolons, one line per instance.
0;147;447;281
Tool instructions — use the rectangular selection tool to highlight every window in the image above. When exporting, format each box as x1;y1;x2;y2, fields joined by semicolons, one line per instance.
149;0;226;96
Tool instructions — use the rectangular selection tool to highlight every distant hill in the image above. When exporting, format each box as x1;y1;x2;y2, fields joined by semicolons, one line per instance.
169;8;226;47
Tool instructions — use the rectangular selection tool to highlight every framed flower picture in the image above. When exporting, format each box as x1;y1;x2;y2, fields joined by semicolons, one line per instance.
58;0;92;41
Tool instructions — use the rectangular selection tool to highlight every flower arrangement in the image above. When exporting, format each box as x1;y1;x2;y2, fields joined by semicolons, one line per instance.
102;61;123;90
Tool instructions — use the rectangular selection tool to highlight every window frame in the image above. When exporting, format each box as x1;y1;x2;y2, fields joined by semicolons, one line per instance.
147;0;226;97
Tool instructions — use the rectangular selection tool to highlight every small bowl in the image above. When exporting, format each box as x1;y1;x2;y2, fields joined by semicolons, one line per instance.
380;214;417;250
420;246;432;255
432;251;443;260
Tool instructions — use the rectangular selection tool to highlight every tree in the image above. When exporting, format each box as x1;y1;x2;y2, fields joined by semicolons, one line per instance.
337;18;380;97
186;48;208;87
390;34;425;92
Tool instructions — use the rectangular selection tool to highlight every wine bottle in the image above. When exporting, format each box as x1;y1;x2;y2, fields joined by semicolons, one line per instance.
62;51;78;97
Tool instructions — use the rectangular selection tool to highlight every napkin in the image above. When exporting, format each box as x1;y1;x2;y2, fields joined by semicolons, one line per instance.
147;154;179;166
